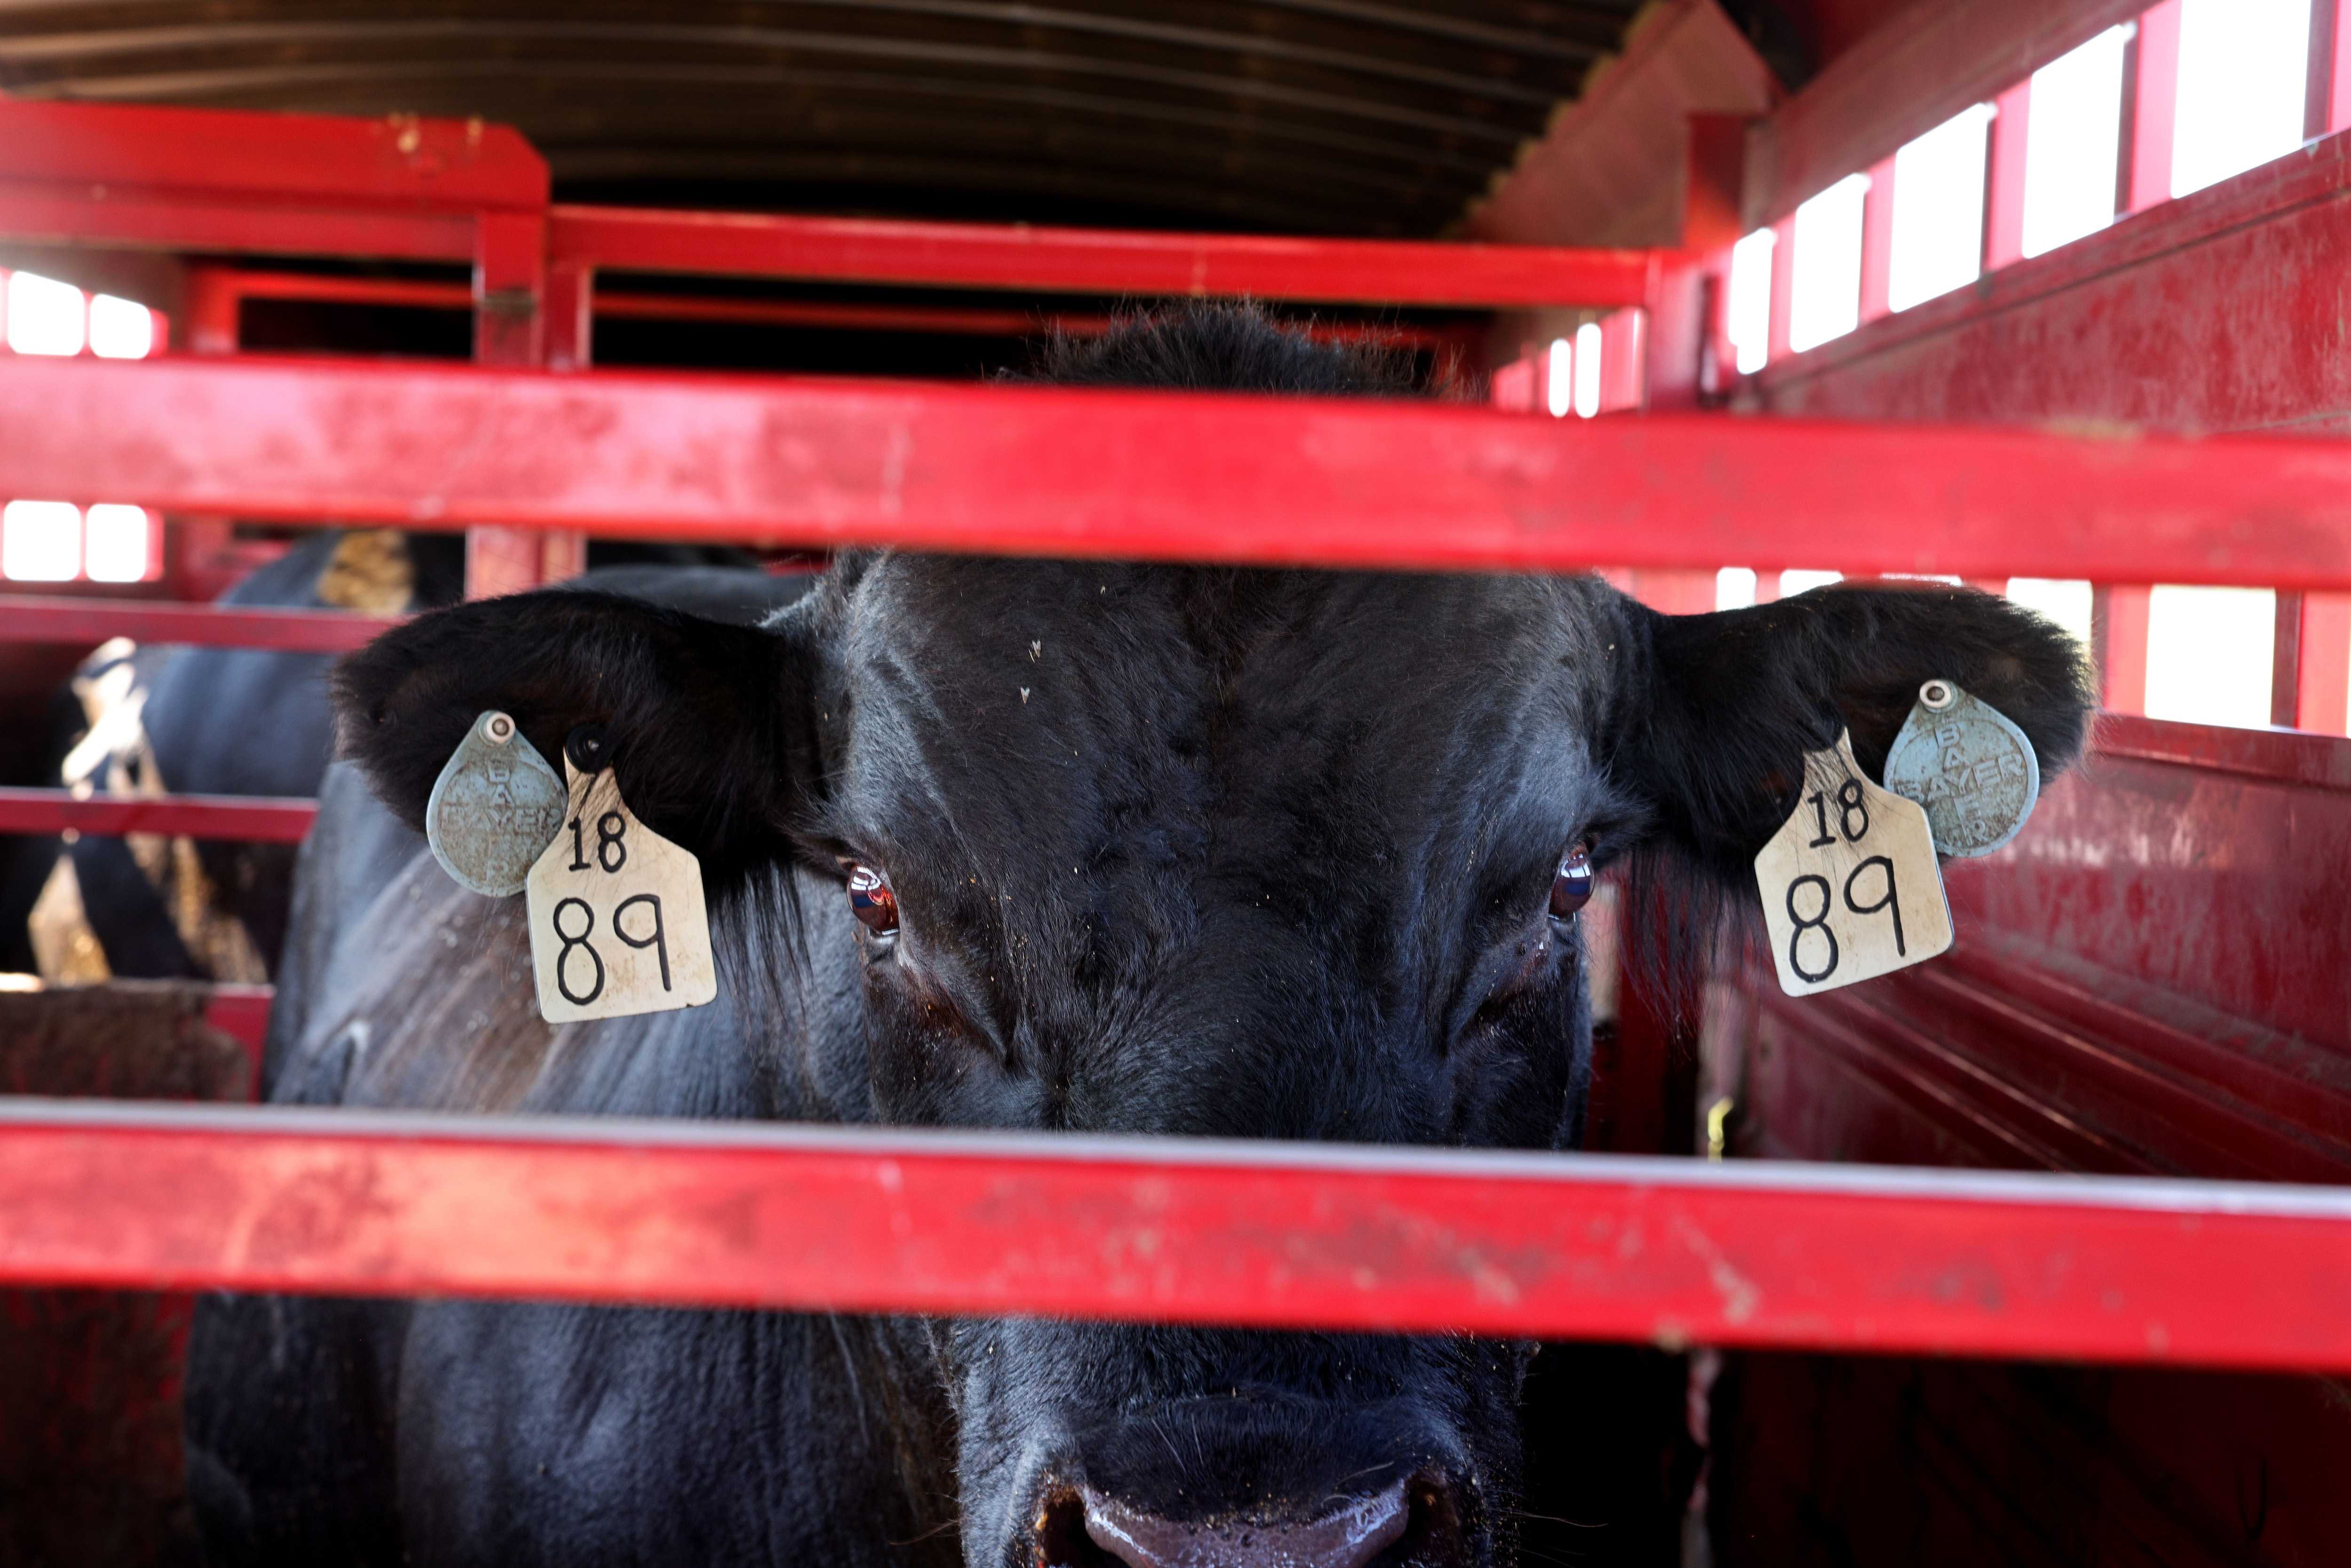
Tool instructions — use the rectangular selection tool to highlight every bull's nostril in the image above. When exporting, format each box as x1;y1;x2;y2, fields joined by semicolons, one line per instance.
1034;1489;1122;1568
1368;1474;1469;1568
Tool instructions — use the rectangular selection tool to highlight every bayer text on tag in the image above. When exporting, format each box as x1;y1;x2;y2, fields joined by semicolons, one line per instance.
1753;732;1953;997
525;764;718;1024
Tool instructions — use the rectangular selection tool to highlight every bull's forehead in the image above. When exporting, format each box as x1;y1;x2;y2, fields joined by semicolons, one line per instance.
825;558;1620;912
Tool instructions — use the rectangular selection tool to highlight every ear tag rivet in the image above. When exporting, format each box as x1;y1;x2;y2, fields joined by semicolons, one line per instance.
1881;678;2041;858
1754;730;1954;998
425;710;568;897
524;758;718;1024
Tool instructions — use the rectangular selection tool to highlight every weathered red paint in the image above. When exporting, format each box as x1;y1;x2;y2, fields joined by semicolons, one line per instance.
0;789;315;843
549;205;1659;309
1756;126;2351;434
3;355;2350;586
0;99;543;265
6;1100;2351;1372
0;596;397;654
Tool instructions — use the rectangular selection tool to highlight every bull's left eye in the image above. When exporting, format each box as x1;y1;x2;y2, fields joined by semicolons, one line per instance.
846;864;900;938
1549;843;1595;920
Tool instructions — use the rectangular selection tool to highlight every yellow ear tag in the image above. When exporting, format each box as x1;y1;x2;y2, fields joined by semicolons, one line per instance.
525;761;718;1023
1753;730;1953;998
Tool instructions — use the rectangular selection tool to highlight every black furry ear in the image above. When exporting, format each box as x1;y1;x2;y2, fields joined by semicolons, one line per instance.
332;590;823;874
1612;582;2095;885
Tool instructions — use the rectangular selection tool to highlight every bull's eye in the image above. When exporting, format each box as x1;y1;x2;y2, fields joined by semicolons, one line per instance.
846;864;900;938
1549;843;1595;920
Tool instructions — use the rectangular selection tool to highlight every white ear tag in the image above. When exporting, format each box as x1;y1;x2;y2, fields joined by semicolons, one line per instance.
1753;730;1953;998
425;710;568;897
524;760;718;1023
1880;678;2040;858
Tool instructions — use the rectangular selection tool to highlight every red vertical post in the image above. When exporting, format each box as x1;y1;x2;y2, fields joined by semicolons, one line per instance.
1984;81;2032;269
1598;309;1645;413
2308;0;2349;135
544;259;594;373
2084;12;2179;719
179;267;242;358
1857;155;1896;324
1644;113;1746;412
2094;585;2153;713
168;266;243;599
465;212;582;596
2296;593;2351;733
1627;570;1720;616
2127;1;2182;213
2333;0;2351;132
1765;215;1794;363
1489;350;1538;412
2308;5;2351;735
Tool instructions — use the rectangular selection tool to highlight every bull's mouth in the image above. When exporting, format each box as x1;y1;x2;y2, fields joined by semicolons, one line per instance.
1031;1473;1470;1568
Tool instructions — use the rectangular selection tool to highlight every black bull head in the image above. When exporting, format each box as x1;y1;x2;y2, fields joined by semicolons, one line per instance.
332;528;2089;1565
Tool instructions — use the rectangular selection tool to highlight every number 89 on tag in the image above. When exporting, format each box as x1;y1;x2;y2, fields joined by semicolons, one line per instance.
526;768;718;1024
1753;733;1953;997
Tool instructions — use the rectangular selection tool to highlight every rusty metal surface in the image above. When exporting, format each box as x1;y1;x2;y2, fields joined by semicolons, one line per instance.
0;982;249;1568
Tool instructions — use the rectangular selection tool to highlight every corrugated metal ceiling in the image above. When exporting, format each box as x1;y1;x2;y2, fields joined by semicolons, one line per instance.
0;1;1663;235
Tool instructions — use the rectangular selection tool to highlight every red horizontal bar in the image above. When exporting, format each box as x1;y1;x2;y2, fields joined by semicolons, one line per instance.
199;270;1468;352
0;596;399;653
6;1101;2351;1371
0;99;547;211
6;355;2351;587
0;183;477;265
0;788;316;843
552;205;1657;310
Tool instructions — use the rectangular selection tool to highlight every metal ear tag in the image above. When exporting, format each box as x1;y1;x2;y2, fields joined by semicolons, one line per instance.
425;710;568;897
1881;679;2041;858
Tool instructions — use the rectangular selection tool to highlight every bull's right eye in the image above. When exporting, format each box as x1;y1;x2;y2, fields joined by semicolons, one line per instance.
846;864;900;938
1549;843;1595;920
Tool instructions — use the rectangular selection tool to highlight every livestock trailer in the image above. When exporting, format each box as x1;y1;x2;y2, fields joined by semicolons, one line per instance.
1;0;2349;1561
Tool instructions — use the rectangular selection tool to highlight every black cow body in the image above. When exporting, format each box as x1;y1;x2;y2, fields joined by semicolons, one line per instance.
186;310;2093;1568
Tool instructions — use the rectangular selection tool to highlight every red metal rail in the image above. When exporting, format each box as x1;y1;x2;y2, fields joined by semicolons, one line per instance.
4;355;2351;586
0;596;399;653
0;99;545;266
6;1100;2351;1373
183;268;1469;350
550;205;1657;308
0;788;316;843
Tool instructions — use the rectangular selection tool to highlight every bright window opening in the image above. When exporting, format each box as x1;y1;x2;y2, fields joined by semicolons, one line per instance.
7;271;86;356
2005;578;2096;651
1780;569;1845;596
88;294;157;359
1544;337;1573;418
1715;567;1758;611
82;504;154;583
1889;104;1994;312
2;500;82;581
2173;0;2312;198
2021;25;2130;260
1573;322;1602;418
1789;174;1869;353
2145;586;2276;727
1727;228;1776;374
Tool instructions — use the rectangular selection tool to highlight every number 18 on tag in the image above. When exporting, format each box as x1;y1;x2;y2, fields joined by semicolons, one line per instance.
1753;732;1953;997
525;762;718;1023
